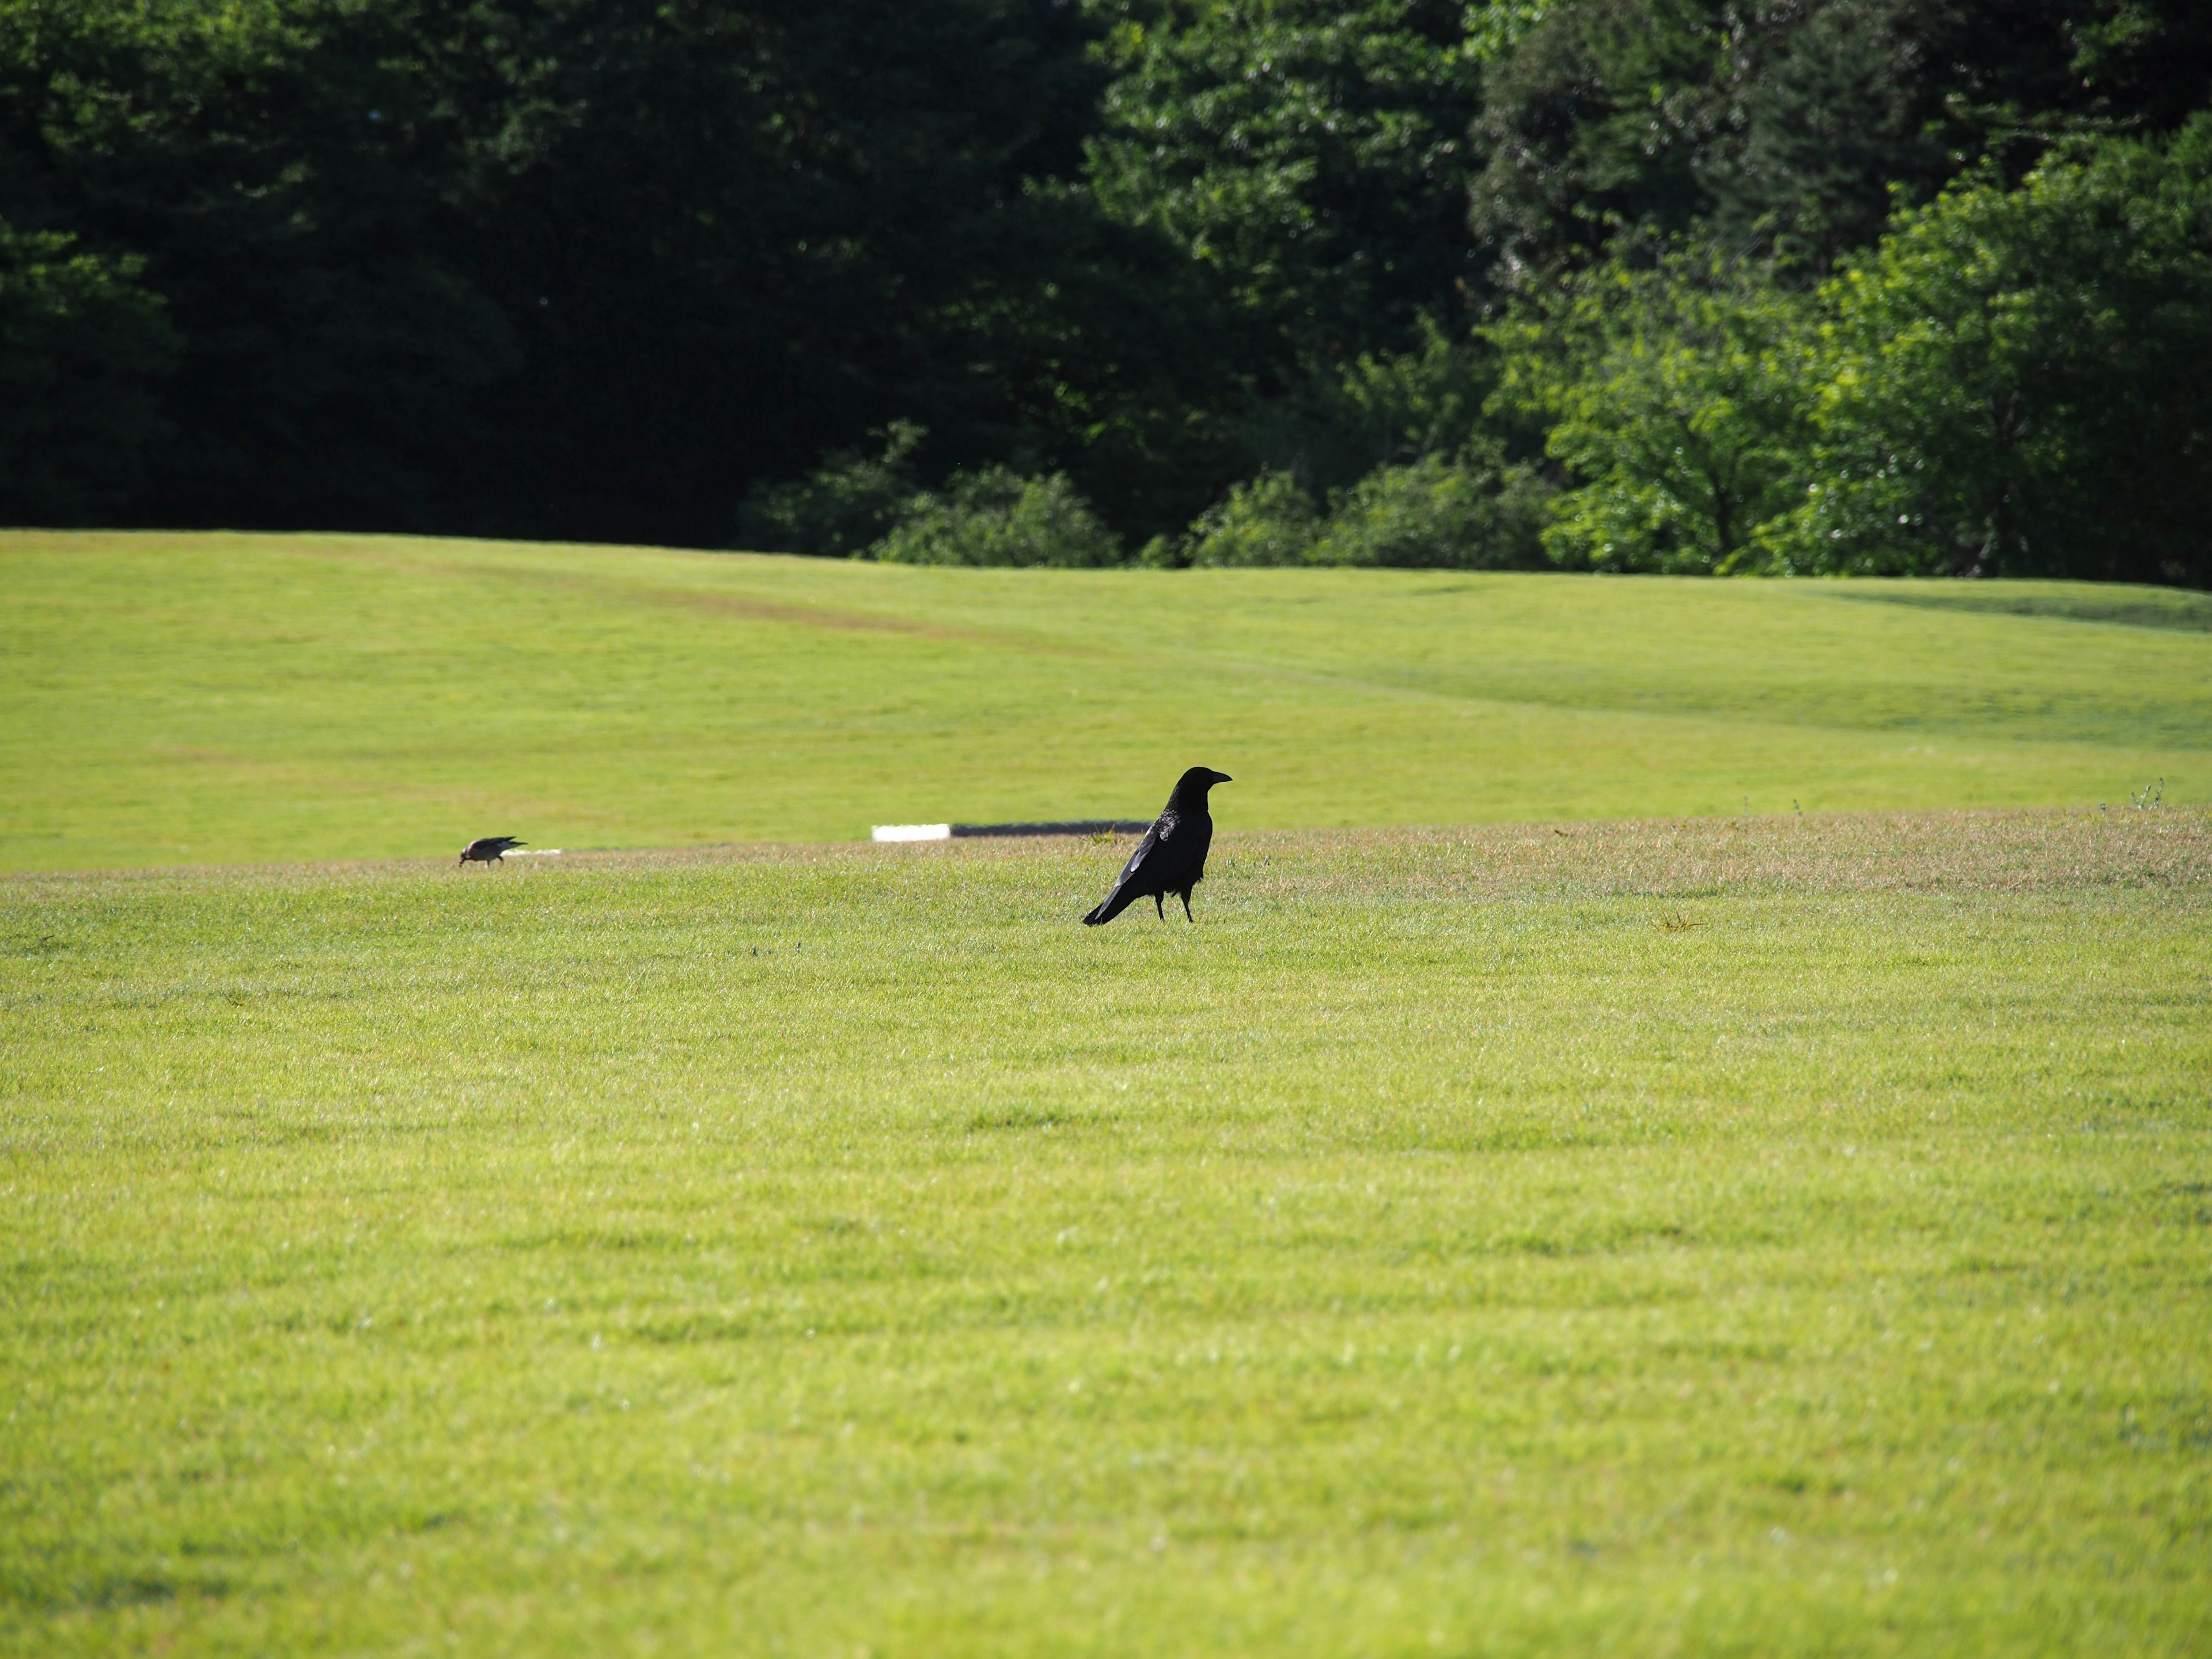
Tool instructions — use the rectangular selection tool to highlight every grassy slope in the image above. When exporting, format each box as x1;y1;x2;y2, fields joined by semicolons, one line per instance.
3;531;2209;871
3;813;2209;1655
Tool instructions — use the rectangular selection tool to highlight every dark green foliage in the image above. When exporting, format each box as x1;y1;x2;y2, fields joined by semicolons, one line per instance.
0;0;518;530
0;222;175;521
0;0;2203;581
0;0;1247;545
1088;1;1488;362
1700;0;1965;266
736;420;1127;566
1236;316;1514;494
870;467;1124;567
441;0;1199;546
905;180;1254;544
1086;1;1505;520
1469;0;1732;276
1469;0;2212;279
1793;119;2212;584
736;424;929;558
1497;119;2212;584
1318;446;1552;568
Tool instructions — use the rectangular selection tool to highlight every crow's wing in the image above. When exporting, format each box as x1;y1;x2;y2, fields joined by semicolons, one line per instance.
1178;814;1214;891
1082;810;1188;925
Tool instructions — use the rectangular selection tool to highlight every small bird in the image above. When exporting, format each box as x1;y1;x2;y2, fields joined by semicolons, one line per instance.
1083;767;1232;926
459;835;526;867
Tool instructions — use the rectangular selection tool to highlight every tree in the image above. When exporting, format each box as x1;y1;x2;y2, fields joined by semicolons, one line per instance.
0;0;1247;545
1491;247;1810;571
1087;1;1488;362
0;222;175;521
438;0;1165;545
0;0;517;530
1468;0;1730;278
1787;118;2212;583
1468;0;2212;283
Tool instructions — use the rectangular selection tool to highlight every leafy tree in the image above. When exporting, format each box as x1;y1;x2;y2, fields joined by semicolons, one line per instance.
1469;0;2212;282
904;179;1253;543
0;0;1245;544
1491;248;1810;571
1786;118;2212;583
1087;0;1487;362
0;222;175;521
1234;313;1520;491
0;0;517;529
438;0;1199;545
1699;0;1967;267
1468;0;1730;277
0;0;2203;584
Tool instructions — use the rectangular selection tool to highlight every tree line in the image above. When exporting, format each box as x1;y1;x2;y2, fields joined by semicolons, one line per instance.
4;0;2207;582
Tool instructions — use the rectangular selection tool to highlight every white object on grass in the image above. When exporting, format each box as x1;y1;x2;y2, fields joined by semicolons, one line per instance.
872;824;953;842
506;848;564;856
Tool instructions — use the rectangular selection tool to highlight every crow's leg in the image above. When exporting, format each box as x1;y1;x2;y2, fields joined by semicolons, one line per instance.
1180;891;1194;922
1154;893;1165;921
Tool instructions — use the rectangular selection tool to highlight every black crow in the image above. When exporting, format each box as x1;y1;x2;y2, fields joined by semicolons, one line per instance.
1082;767;1232;925
459;835;526;866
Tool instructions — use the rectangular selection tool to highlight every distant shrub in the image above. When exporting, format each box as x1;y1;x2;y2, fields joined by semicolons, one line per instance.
869;465;1124;567
735;421;926;556
1181;448;1552;569
1183;469;1322;566
1315;446;1552;569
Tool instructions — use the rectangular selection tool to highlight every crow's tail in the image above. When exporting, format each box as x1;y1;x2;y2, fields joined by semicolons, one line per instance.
1083;885;1137;927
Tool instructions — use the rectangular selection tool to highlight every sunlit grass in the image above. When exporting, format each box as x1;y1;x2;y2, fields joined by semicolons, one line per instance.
3;530;2207;871
4;810;2208;1655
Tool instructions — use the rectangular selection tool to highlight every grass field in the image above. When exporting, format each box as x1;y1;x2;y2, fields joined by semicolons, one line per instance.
5;532;2210;1653
5;811;2210;1655
3;531;2209;870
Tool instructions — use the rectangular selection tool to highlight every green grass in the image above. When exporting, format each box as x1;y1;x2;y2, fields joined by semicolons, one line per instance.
6;533;2209;1652
5;812;2209;1655
3;530;2208;871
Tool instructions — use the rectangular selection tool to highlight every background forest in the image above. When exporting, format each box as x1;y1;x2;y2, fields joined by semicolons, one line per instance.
3;0;2208;583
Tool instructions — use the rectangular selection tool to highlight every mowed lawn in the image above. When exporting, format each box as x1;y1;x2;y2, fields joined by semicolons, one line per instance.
3;530;2210;870
4;812;2209;1655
